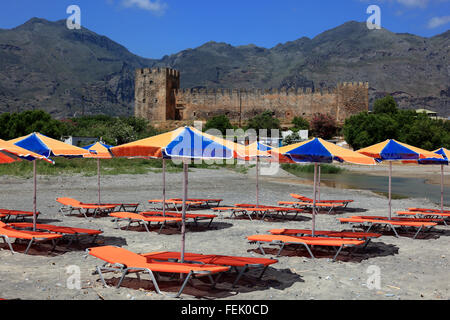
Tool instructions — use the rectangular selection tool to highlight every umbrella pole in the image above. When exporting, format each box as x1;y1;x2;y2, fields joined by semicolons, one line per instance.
181;161;188;263
33;160;37;231
256;157;259;207
162;159;166;217
318;164;321;202
441;164;444;213
389;161;392;220
97;158;101;205
312;162;317;237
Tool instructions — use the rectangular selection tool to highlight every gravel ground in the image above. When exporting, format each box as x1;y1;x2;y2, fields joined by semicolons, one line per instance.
0;166;448;300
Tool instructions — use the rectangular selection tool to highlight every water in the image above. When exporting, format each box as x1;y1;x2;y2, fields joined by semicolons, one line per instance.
291;172;449;206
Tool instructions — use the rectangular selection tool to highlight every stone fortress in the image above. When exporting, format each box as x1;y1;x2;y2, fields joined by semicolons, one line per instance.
134;67;369;126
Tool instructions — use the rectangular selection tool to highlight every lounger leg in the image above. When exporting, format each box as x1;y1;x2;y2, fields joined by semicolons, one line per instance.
332;245;344;262
168;271;193;298
24;238;35;254
96;266;109;287
413;226;423;239
207;218;213;228
1;235;15;254
275;243;285;257
258;265;269;279
257;242;266;255
158;222;165;235
232;266;248;287
117;269;129;288
302;244;315;260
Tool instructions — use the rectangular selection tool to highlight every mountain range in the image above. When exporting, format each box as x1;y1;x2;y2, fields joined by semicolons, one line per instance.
0;17;448;119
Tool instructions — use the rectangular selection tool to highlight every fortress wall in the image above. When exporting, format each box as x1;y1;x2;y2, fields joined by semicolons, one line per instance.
135;68;369;124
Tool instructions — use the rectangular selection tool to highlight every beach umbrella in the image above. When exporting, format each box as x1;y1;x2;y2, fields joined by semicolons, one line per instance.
111;126;244;262
8;132;92;230
433;148;450;212
0;138;54;230
82;142;113;205
414;148;449;213
357;139;442;219
275;138;377;236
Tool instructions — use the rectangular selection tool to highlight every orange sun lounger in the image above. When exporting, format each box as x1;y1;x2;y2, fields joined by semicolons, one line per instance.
57;197;117;218
148;199;203;212
83;202;140;213
0;209;40;222
110;212;182;234
212;207;273;221
278;201;342;214
247;234;365;261
338;216;437;239
0;222;62;254
141;211;217;228
408;208;450;214
290;194;354;207
8;222;103;245
234;204;305;220
397;211;449;226
141;251;278;287
168;198;223;208
269;228;381;244
87;246;230;298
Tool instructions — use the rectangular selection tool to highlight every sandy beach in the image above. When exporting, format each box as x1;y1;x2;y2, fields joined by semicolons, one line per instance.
0;166;448;301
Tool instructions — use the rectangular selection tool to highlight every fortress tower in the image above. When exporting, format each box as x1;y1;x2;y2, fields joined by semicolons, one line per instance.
134;68;180;121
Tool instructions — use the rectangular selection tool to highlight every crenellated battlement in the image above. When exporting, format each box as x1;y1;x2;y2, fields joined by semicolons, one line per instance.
136;68;369;124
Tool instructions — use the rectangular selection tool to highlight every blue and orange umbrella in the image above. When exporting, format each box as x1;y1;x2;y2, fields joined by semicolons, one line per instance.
275;138;377;235
9;132;92;230
111;126;247;261
0;138;54;230
415;148;449;213
357;139;444;219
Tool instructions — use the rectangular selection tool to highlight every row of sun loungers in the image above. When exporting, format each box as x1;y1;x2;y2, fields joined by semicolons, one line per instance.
110;211;218;234
0;221;102;254
0;209;40;222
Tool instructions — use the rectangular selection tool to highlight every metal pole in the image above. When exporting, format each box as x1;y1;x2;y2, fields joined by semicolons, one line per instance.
256;157;259;207
312;162;317;237
389;161;392;220
318;164;321;202
97;158;101;205
181;161;188;263
33;160;37;231
162;158;166;217
441;164;444;213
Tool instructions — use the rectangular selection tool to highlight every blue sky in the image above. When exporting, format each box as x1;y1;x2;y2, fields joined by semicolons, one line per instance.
1;0;449;59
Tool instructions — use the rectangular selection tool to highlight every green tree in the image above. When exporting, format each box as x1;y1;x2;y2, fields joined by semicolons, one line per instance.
204;115;234;135
343;95;450;150
0;110;63;140
373;95;398;114
245;111;281;137
291;116;310;131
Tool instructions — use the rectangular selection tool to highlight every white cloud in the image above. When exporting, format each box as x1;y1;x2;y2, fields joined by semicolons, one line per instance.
121;0;168;15
427;15;450;28
396;0;430;8
358;0;449;8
